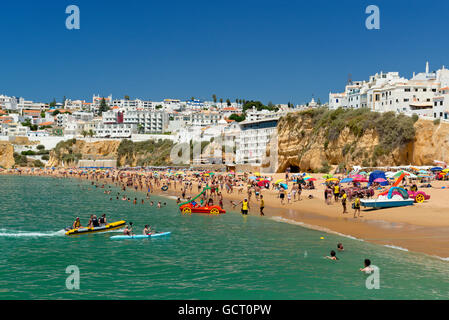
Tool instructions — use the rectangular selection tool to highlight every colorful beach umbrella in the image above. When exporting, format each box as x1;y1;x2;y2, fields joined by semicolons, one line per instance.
279;183;288;190
374;178;387;183
340;178;353;183
274;179;284;184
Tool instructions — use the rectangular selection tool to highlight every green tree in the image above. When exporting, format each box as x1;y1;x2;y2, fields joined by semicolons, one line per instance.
212;94;217;103
124;95;130;100
226;98;231;107
99;97;110;115
52;110;60;116
49;98;57;108
219;98;223;106
88;129;94;138
82;130;88;138
229;113;246;122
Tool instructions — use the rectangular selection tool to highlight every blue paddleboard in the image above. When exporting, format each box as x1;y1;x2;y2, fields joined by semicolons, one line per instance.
110;232;171;240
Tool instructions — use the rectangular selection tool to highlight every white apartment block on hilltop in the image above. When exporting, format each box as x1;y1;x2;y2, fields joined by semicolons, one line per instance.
0;95;19;111
111;98;153;110
329;62;449;118
102;109;168;133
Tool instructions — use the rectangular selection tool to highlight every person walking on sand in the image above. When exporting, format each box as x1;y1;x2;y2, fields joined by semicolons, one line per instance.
279;188;286;205
353;195;361;218
333;183;340;202
341;190;348;214
260;195;265;216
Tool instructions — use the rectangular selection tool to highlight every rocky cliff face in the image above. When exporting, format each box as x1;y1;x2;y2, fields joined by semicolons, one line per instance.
48;139;175;168
276;110;448;172
47;139;121;167
0;141;15;168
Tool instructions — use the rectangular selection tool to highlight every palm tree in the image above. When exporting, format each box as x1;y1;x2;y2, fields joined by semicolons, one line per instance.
219;98;223;107
212;94;217;103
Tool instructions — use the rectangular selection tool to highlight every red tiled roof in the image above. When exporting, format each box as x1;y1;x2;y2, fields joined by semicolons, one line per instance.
39;121;54;126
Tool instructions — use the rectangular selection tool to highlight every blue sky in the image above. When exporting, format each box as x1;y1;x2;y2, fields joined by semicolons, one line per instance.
1;0;449;105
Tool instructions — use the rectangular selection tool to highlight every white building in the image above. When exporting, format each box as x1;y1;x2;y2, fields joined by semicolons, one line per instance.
432;87;449;119
245;107;286;122
329;63;449;118
102;109;168;133
2;123;29;136
0;95;19;111
236;118;279;165
111;98;153;110
95;123;135;138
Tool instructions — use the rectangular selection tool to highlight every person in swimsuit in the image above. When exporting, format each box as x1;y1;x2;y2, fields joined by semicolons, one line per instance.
325;250;339;261
99;214;107;226
123;223;133;236
91;215;100;228
72;217;82;229
143;225;152;235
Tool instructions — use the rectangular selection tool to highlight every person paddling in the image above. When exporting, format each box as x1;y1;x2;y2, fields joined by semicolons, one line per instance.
143;225;153;235
124;223;133;236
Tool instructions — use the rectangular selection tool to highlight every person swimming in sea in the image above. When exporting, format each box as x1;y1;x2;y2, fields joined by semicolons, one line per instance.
325;250;339;261
360;259;374;273
337;243;344;251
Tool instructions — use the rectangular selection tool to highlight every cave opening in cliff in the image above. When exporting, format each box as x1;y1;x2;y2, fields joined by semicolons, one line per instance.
286;165;300;173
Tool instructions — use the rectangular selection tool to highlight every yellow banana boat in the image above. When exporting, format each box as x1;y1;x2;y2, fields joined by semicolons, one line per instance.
65;220;126;236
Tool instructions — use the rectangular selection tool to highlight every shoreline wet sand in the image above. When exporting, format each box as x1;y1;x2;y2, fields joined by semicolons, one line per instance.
4;170;449;260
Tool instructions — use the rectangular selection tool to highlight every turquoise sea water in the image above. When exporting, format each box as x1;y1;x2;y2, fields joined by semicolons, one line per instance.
0;175;448;299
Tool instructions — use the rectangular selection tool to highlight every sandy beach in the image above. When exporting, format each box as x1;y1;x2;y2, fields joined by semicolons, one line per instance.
3;169;449;260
